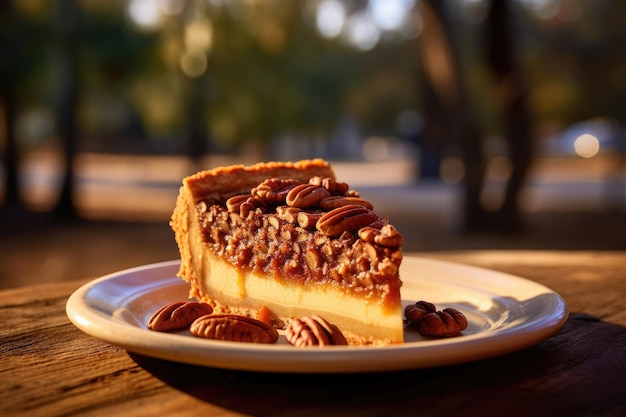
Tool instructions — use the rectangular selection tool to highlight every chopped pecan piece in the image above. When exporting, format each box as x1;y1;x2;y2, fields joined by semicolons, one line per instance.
276;205;301;223
256;305;273;325
297;211;323;229
358;225;403;248
286;315;348;347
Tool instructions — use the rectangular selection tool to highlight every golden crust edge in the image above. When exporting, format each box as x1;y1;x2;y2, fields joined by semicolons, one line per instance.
183;159;335;203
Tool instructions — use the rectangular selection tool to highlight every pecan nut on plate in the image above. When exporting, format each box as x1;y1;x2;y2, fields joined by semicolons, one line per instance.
405;301;468;338
190;314;279;344
148;301;213;332
286;315;348;347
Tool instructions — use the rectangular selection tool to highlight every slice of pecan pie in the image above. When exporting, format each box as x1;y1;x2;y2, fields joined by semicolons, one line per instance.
170;159;404;345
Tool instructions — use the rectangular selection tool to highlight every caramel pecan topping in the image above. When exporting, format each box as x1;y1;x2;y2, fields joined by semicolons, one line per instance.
226;194;251;213
319;196;374;211
286;183;331;208
309;176;350;196
316;205;379;237
148;301;214;332
304;247;322;271
190;314;279;344
197;201;208;213
369;219;387;230
358;224;404;248
286;315;348;347
297;211;323;229
239;196;267;217
252;178;301;205
198;175;403;290
275;205;301;223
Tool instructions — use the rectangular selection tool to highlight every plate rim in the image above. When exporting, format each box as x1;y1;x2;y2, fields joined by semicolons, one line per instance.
66;256;569;373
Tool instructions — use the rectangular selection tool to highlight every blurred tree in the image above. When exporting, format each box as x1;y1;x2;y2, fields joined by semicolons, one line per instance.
0;2;21;211
53;0;80;219
484;0;533;231
0;1;50;216
417;0;485;230
2;0;626;222
202;2;363;151
1;0;158;220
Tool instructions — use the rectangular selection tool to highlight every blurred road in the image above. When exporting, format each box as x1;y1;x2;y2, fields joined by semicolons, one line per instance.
15;151;626;220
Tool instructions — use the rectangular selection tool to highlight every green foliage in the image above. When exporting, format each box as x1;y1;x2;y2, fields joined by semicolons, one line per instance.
3;0;626;153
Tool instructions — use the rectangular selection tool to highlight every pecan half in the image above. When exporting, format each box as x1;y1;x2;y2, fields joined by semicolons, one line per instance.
359;225;404;248
252;178;300;205
316;205;379;237
309;177;350;195
190;314;279;344
417;308;468;337
286;184;331;208
225;194;251;213
285;315;348;347
148;301;214;332
319;196;374;211
239;196;267;217
404;301;436;323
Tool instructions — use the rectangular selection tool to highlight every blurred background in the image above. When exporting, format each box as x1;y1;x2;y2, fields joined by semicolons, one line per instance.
1;0;625;289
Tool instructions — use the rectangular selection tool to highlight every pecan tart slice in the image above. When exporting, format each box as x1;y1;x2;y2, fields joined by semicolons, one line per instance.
170;159;404;345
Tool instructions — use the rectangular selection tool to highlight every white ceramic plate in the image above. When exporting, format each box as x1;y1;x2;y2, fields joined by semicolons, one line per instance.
66;256;568;373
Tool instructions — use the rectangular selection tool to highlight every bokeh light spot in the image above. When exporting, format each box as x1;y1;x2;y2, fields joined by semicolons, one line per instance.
574;133;600;158
316;0;346;38
180;50;208;78
440;157;465;184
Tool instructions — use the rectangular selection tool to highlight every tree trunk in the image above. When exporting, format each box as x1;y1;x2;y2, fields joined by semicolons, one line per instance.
53;0;80;220
484;0;533;230
0;2;22;210
417;0;486;229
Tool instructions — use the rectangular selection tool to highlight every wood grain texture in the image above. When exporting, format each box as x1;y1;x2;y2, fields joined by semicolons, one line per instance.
1;251;625;417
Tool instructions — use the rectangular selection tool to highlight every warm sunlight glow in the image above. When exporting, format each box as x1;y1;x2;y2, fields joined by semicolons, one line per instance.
185;18;214;52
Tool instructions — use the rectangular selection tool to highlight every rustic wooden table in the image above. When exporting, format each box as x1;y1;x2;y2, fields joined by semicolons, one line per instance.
2;251;625;417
